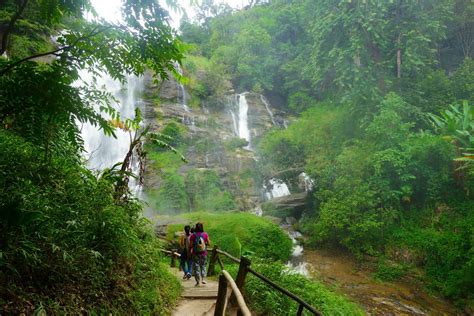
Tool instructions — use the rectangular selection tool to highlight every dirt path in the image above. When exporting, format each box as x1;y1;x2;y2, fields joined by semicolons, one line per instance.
170;268;219;316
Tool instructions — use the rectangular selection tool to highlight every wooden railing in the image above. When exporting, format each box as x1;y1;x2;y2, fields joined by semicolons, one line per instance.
160;248;251;316
215;270;251;316
162;246;321;316
208;246;321;316
160;248;181;268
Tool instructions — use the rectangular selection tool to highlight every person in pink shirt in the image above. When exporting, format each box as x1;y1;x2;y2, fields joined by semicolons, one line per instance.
189;222;211;286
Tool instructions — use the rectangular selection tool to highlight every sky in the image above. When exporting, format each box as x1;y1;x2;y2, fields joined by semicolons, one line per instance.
90;0;250;29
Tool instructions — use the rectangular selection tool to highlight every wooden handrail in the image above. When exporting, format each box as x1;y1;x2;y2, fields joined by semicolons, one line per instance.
215;270;251;316
210;250;321;316
221;270;251;316
215;249;240;263
159;248;181;257
160;248;181;268
247;267;321;316
216;255;225;270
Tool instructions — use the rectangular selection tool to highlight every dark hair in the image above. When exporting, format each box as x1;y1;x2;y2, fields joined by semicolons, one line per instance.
190;226;195;233
184;225;191;235
195;222;204;233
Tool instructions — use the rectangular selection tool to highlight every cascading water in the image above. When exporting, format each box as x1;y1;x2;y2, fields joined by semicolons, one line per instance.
237;93;251;149
264;179;291;200
299;172;314;192
226;92;291;199
229;106;239;136
175;64;194;127
79;71;144;194
228;93;252;149
260;95;276;126
286;229;309;276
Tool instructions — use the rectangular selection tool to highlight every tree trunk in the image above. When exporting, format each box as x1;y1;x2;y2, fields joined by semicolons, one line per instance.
0;0;29;55
397;35;402;79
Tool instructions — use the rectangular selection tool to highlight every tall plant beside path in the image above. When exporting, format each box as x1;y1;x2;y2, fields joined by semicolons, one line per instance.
430;101;474;162
0;0;185;161
104;108;186;202
0;0;186;313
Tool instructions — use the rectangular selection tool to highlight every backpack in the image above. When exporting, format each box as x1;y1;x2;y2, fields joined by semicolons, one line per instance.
185;235;191;252
194;232;207;254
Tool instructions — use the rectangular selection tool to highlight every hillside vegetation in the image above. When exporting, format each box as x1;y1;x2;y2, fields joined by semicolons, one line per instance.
180;0;474;308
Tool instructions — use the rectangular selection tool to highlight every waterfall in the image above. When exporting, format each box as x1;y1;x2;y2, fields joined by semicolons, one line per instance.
264;179;291;200
224;92;290;200
299;172;314;192
237;93;251;148
259;94;291;199
227;92;291;199
229;105;239;136
260;95;276;126
228;93;251;149
79;71;144;194
175;63;195;128
178;82;190;113
175;64;189;113
286;229;309;276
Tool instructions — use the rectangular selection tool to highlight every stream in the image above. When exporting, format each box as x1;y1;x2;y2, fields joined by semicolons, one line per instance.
283;226;459;315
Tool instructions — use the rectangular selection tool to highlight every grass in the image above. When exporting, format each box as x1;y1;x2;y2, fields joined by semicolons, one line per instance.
166;212;293;262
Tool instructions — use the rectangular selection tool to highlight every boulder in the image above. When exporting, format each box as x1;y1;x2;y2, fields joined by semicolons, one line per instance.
267;192;308;210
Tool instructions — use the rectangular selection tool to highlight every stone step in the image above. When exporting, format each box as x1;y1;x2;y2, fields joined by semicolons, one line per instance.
182;285;218;298
182;292;218;299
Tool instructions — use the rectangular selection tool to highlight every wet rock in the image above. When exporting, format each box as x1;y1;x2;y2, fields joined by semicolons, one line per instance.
143;76;287;211
285;216;298;226
267;192;308;210
245;93;275;141
159;77;179;100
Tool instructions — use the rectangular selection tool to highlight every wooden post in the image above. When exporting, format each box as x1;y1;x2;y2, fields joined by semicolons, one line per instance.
232;256;251;314
171;249;177;268
214;274;228;316
296;303;304;316
235;256;251;292
208;245;218;276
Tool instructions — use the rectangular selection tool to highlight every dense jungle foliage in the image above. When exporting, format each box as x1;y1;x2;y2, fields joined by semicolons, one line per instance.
180;0;474;308
0;0;184;313
2;0;473;313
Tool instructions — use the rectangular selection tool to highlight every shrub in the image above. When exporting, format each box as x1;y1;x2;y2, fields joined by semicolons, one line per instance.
166;212;292;262
0;131;181;314
158;121;186;148
224;137;249;150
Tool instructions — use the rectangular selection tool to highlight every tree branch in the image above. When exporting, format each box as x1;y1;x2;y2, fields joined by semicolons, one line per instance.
0;25;114;76
263;168;303;181
0;0;29;55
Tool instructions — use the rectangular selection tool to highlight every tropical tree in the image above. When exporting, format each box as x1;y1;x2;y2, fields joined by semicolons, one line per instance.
430;101;474;162
0;0;185;160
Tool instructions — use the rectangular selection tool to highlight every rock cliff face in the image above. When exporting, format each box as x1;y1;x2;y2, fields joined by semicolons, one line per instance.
141;73;282;214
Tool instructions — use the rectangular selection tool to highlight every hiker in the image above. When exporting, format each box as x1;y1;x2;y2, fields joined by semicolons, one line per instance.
189;226;195;277
190;222;210;286
179;225;192;279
